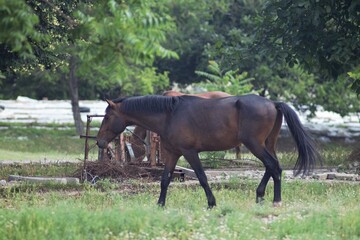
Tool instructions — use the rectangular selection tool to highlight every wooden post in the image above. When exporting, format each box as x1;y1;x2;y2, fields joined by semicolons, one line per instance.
83;115;92;182
120;133;126;163
149;132;158;167
145;130;151;162
114;134;125;163
158;136;162;165
114;135;120;163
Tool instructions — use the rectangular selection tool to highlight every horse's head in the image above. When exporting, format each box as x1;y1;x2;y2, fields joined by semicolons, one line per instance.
96;99;127;149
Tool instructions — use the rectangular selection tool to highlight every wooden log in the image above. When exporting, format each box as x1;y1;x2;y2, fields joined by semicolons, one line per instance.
8;175;79;184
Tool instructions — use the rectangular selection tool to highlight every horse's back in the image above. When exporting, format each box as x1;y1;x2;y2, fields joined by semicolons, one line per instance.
161;94;279;152
174;94;275;117
235;94;275;113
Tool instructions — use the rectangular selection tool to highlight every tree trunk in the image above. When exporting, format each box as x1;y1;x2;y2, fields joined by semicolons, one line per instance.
69;56;84;135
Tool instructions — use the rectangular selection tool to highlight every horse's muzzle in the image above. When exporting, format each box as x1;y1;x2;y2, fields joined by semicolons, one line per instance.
96;139;108;149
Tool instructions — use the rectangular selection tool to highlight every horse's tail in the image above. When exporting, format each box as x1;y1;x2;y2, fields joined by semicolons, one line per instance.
275;102;322;176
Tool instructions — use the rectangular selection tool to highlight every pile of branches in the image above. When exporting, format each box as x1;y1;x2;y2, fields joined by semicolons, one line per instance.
75;160;151;180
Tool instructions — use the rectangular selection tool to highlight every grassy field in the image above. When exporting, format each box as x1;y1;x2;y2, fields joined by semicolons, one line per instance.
0;123;92;162
0;179;360;239
1;122;359;239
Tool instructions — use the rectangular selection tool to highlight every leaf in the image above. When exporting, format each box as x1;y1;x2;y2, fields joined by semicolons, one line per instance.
195;70;222;82
207;61;222;76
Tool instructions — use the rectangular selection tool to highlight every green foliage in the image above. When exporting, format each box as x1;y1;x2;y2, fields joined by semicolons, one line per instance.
255;0;360;114
0;0;47;81
155;0;231;85
0;0;178;99
0;0;43;57
0;0;78;99
268;64;360;117
195;61;254;95
258;0;360;79
74;0;178;96
349;66;360;96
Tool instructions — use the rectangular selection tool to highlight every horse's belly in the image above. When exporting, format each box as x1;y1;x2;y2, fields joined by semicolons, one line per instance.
196;133;239;151
170;105;240;151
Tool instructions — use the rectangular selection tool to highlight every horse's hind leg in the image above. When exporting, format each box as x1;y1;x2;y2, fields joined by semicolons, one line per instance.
183;150;216;208
244;140;282;206
257;123;282;204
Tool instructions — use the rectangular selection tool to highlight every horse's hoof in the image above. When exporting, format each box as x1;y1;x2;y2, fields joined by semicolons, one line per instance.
256;197;265;204
273;201;282;207
207;204;216;210
157;201;165;208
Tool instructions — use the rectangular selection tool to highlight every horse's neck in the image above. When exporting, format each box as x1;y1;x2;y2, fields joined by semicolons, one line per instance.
128;113;167;135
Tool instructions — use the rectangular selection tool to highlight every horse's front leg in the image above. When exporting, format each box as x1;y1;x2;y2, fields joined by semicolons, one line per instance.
183;150;216;208
157;148;180;207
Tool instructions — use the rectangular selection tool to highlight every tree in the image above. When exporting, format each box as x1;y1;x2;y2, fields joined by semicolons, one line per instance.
0;0;178;135
71;0;178;133
258;0;360;79
0;0;46;89
0;0;43;58
254;0;360;115
203;0;360;116
74;0;177;96
154;0;230;85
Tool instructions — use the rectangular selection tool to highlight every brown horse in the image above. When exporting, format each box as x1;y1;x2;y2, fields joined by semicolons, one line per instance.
96;94;321;208
129;90;240;162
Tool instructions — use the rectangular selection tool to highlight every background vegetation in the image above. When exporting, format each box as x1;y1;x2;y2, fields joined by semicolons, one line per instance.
1;0;359;129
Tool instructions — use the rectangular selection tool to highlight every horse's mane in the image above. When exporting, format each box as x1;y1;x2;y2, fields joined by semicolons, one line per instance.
112;95;182;113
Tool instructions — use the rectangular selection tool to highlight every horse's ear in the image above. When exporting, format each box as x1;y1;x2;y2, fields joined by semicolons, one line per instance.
105;99;116;108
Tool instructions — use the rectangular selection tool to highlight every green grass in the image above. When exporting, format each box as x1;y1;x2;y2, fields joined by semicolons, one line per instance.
0;149;83;162
0;123;358;239
0;123;92;161
0;179;359;239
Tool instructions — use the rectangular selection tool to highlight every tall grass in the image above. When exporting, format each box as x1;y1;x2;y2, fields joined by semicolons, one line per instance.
0;179;359;239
